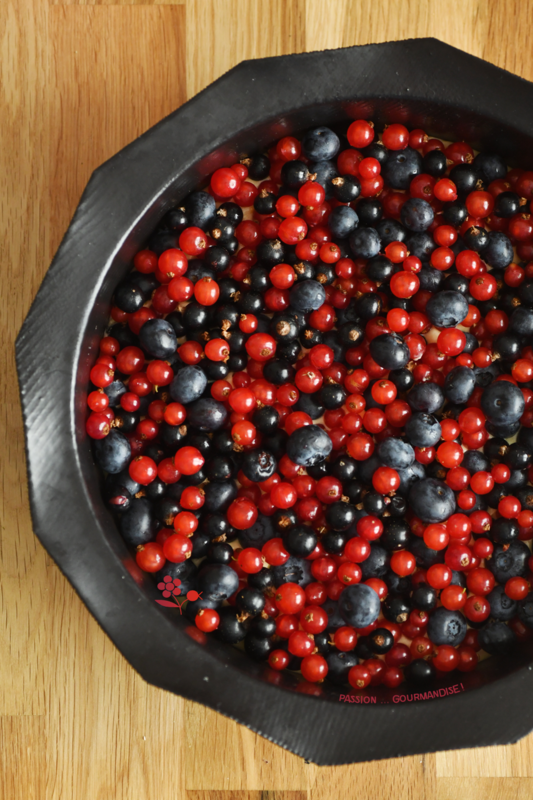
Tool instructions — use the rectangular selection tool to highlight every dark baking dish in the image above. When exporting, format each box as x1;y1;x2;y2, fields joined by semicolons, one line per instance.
16;38;533;764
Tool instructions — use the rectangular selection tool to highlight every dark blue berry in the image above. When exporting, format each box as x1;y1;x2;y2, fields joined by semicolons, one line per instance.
349;227;381;259
369;332;410;370
382;148;422;190
286;424;332;467
408;478;456;523
481;380;525;425
289;280;326;312
377;437;414;469
444;366;476;405
427;607;467;646
93;429;131;474
407;381;444;414
405;413;442;448
426;290;469;327
400;197;434;231
186;398;228;431
339;583;381;628
169;365;207;404
301;127;340;161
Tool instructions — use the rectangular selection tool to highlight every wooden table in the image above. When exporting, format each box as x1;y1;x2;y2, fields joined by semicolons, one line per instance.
3;1;533;797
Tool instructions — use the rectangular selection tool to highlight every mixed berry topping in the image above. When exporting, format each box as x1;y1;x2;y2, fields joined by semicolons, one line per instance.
87;119;533;692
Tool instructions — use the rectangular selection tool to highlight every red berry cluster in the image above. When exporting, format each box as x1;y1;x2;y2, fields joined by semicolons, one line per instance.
86;118;533;692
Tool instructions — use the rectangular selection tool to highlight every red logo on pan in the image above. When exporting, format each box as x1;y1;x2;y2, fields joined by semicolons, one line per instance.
155;575;202;613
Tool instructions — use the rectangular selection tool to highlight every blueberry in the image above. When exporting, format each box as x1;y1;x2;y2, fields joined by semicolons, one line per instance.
93;429;131;474
203;480;237;513
396;460;426;497
119;497;156;547
427;607;467;646
400;197;434;231
418;266;444;292
286;424;332;467
377;437;414;469
517;592;533;629
478;620;516;655
481;230;514;269
339;583;381;628
138;318;178;359
481;380;525;425
349;227;381;259
301;126;340;161
407;381;444;414
510;306;533;339
327;205;359;238
487;585;517;621
186;398;228;432
405;413;442;448
405;231;437;261
289;280;326;312
369;333;410;370
271;555;313;587
375;218;407;245
169;365;207;404
382;147;423;190
426;290;469;327
473;152;507;183
197;563;239;602
325;651;359;685
408;478;456;523
487;540;530;583
463;449;490;474
184;191;216;230
444;366;476;405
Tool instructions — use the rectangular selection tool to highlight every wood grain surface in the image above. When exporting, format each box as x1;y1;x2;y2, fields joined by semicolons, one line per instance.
2;1;533;798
